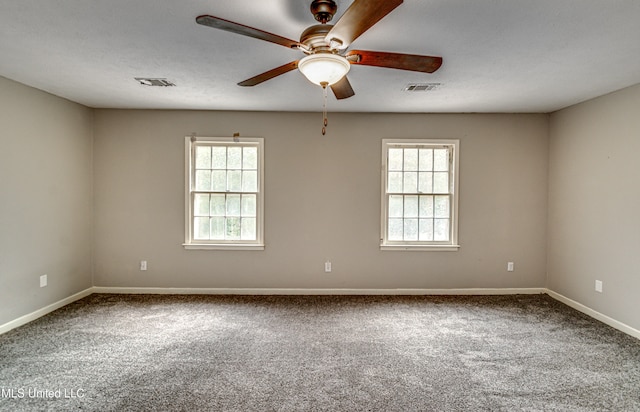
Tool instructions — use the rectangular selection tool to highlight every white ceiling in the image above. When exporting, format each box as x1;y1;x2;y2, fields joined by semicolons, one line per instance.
1;0;639;113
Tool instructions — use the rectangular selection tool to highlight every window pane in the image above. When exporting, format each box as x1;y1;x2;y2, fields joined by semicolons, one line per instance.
419;195;434;218
389;195;403;218
195;146;211;169
210;194;226;216
419;219;434;241
242;170;257;192
403;172;418;193
188;139;264;247
195;170;211;191
211;170;226;191
433;172;449;193
404;195;419;218
388;218;404;241
243;147;258;170
227;170;242;192
435;196;450;218
210;217;225;240
194;217;210;240
434;149;449;171
212;147;227;169
241;195;256;217
418;172;433;193
388;148;403;171
194;194;210;217
226;194;241;216
226;217;241;239
381;141;457;247
227;147;242;169
419;149;433;171
241;218;256;240
434;219;450;241
388;172;403;193
404;149;418;171
404;219;418;240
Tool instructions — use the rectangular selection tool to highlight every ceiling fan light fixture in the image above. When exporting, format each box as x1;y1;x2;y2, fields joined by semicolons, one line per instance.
298;53;350;86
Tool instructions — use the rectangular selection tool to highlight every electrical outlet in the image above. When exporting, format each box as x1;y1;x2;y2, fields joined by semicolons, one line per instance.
140;260;147;271
40;274;48;288
507;262;514;272
595;280;603;293
324;261;332;273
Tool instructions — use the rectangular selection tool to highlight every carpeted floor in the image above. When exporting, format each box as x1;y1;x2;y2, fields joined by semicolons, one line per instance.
0;293;639;411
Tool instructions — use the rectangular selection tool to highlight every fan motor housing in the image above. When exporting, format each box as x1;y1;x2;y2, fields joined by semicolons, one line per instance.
300;24;332;51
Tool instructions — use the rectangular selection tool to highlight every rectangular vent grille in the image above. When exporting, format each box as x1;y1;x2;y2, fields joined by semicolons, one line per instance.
135;78;176;87
404;83;441;92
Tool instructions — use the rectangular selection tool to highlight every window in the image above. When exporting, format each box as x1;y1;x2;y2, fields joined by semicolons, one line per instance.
184;137;264;250
381;139;459;251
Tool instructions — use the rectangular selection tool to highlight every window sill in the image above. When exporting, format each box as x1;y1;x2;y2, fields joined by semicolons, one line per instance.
183;243;265;251
380;244;460;252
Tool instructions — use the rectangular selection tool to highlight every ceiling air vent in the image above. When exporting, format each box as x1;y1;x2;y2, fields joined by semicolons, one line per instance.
404;83;441;92
135;78;176;87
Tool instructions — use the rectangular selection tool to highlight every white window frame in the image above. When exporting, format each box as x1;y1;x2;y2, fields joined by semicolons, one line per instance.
381;139;460;251
183;136;265;250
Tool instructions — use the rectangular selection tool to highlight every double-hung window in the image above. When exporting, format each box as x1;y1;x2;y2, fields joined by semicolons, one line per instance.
184;136;264;250
381;139;459;251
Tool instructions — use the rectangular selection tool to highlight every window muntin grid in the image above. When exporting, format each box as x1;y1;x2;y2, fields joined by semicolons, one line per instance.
382;141;458;248
185;137;263;249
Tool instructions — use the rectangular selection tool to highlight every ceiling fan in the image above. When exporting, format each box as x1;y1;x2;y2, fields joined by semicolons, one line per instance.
195;0;443;100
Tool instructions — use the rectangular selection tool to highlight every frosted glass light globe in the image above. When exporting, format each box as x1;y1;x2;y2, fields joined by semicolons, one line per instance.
298;53;351;86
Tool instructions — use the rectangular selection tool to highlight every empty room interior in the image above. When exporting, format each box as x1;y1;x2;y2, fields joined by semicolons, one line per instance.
1;0;640;410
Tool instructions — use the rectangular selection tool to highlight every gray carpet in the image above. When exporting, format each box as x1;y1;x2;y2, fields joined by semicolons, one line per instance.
1;294;639;411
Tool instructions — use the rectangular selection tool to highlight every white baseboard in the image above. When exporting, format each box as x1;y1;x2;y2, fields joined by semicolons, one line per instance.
0;287;93;335
546;289;640;340
91;286;546;296
3;287;637;342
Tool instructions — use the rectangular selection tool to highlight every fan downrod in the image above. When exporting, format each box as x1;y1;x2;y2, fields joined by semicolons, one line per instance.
310;0;337;24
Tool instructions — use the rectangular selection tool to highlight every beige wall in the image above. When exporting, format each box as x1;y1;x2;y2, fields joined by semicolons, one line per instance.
93;110;549;290
4;71;639;335
0;77;93;325
548;84;640;331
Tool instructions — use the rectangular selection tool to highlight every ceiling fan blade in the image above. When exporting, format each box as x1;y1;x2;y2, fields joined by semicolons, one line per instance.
238;61;299;87
325;0;403;48
346;50;443;73
330;76;355;99
196;15;301;50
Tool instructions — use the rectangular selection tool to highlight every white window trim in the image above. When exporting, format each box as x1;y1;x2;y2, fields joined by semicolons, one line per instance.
380;139;460;251
183;136;265;251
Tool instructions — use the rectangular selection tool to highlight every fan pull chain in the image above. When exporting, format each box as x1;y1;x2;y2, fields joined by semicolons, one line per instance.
321;82;328;135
